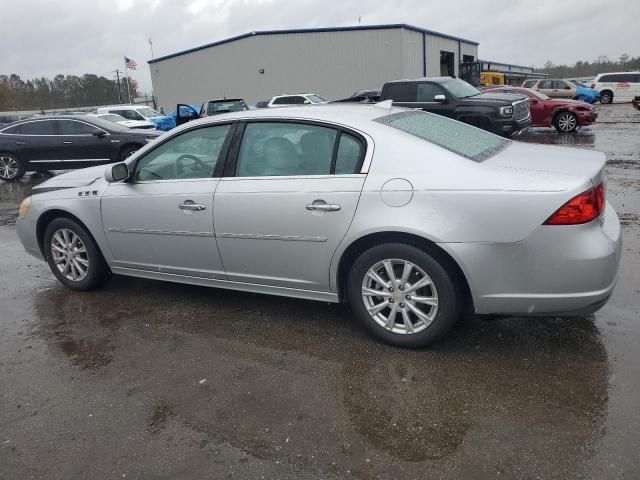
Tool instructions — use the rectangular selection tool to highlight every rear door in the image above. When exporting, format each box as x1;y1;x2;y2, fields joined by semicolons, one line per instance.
2;119;66;168
213;120;367;292
537;80;556;97
554;80;576;99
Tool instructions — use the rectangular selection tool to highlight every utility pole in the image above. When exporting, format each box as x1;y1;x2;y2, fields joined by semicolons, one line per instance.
114;69;122;103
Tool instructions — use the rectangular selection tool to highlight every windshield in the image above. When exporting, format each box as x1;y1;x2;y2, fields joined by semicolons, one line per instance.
376;110;509;162
442;78;480;98
207;100;247;115
307;94;327;103
138;107;163;118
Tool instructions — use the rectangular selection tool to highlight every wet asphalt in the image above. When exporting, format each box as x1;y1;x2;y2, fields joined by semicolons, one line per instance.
0;104;639;479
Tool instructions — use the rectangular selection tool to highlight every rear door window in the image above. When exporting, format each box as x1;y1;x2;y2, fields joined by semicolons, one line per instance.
376;111;509;162
17;120;58;135
273;96;305;105
383;83;417;102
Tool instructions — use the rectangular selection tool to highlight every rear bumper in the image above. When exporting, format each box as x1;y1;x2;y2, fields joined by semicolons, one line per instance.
444;202;622;315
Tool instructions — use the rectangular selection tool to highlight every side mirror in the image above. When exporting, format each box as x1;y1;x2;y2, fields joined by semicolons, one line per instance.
105;163;129;183
303;100;311;104
434;94;446;103
92;129;107;138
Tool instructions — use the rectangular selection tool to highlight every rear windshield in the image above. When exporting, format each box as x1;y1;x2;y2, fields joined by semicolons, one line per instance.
207;100;247;115
376;111;510;162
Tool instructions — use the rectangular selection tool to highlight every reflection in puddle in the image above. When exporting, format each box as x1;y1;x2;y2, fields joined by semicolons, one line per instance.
518;128;596;147
32;278;609;475
0;173;53;226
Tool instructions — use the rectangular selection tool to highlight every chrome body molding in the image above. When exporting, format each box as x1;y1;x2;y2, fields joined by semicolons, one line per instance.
106;227;214;237
217;232;328;242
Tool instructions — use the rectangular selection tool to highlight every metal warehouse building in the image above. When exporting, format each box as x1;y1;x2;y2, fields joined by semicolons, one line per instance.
148;24;478;109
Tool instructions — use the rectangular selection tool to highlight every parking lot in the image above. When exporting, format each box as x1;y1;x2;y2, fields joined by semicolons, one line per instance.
0;103;639;479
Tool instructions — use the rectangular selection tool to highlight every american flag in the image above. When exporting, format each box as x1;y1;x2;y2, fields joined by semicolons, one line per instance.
124;57;137;70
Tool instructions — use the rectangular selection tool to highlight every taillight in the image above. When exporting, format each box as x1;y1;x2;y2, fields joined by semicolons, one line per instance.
544;182;605;225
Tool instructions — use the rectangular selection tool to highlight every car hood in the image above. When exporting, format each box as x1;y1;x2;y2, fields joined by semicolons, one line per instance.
32;165;109;191
460;91;527;105
547;98;595;108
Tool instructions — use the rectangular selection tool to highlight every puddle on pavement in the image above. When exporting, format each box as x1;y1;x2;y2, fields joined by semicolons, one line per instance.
31;277;609;471
0;173;52;226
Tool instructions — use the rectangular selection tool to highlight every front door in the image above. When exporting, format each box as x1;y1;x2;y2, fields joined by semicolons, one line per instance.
56;119;116;167
214;121;367;292
101;123;234;278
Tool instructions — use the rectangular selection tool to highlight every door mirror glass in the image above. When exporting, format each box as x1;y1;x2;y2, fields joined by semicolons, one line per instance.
105;163;129;182
434;94;446;103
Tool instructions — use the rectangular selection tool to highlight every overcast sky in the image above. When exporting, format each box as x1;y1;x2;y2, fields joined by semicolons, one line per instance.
2;0;638;92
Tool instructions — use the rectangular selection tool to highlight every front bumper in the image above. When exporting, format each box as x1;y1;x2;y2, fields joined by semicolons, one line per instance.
577;109;598;125
16;214;44;260
444;202;622;316
494;115;532;137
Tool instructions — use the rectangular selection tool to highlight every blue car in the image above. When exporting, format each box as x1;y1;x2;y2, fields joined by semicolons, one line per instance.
572;82;600;104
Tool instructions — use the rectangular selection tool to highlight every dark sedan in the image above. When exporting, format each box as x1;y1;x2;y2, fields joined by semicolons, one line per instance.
0;115;161;181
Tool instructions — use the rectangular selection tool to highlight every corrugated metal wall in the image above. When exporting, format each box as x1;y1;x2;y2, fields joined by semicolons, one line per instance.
150;28;478;109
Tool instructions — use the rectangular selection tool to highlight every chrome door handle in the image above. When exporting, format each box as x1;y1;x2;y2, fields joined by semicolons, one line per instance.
306;203;341;212
63;141;73;144
179;201;206;211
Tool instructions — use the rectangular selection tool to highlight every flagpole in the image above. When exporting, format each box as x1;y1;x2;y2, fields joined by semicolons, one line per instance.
124;58;132;104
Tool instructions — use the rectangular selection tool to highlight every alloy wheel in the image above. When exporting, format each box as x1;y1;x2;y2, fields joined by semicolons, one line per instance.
0;155;19;180
557;113;577;132
50;228;89;281
361;258;439;335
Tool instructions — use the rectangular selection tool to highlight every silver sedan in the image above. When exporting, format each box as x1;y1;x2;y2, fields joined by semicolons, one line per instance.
16;104;622;347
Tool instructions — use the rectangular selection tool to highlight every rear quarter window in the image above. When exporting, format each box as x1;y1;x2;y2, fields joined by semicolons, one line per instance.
376;111;509;162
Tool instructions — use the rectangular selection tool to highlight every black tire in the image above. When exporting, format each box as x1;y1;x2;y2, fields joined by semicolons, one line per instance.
347;243;460;348
119;144;142;161
43;218;110;291
0;153;26;182
599;90;613;104
554;111;579;133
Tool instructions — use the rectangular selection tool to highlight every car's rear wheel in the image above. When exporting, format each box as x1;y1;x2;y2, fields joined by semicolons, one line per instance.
0;153;25;182
44;218;110;291
347;243;460;348
554;111;578;133
600;90;613;104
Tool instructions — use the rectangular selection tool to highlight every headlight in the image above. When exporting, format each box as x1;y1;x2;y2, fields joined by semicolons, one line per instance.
500;106;513;116
18;196;31;218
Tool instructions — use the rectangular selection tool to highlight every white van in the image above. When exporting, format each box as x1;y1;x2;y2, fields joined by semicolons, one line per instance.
592;71;640;104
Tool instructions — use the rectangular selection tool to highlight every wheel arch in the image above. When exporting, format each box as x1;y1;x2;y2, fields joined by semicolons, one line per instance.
335;231;473;311
36;209;101;259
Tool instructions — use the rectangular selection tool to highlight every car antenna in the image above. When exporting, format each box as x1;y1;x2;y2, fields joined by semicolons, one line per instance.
374;99;393;110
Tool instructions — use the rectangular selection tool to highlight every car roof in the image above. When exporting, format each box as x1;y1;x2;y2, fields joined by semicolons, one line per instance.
99;105;147;110
596;71;640;76
385;77;454;84
172;103;407;131
15;115;96;121
207;98;244;102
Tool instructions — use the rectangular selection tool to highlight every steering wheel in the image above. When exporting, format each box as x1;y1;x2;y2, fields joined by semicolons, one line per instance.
174;154;208;178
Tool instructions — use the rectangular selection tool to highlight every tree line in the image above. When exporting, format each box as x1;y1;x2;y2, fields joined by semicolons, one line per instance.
539;54;640;78
0;73;140;111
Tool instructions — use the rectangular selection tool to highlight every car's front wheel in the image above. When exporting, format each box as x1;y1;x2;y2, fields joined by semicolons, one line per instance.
347;243;460;348
0;153;25;182
44;218;110;291
554;111;578;133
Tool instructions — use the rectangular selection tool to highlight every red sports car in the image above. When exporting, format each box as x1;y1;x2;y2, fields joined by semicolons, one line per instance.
485;86;598;133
